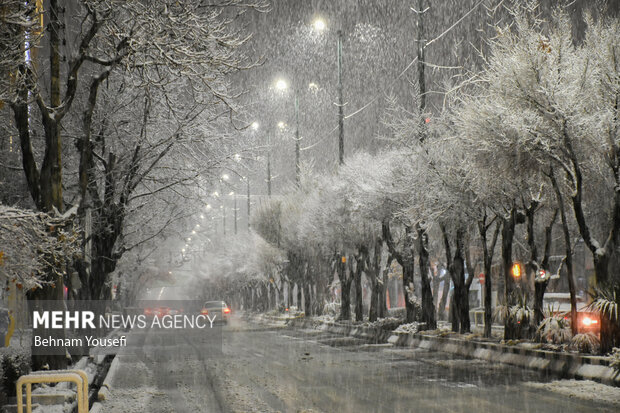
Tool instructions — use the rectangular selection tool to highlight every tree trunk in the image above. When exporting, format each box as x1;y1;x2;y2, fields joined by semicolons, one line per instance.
438;271;450;321
478;214;500;338
303;282;312;316
368;241;382;322
447;228;469;333
502;207;521;340
532;210;557;326
288;280;294;309
402;259;416;323
28;280;67;371
417;226;436;329
337;256;352;321
354;254;364;322
551;172;578;335
379;257;390;318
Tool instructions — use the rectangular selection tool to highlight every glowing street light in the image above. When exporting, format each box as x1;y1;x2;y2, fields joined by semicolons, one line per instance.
313;18;326;32
275;78;288;91
200;214;205;219
221;174;230;181
277;121;286;129
251;122;259;130
511;262;522;279
205;204;212;210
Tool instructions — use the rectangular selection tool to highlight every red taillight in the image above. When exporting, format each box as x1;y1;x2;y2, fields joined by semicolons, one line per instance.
223;308;230;314
285;308;289;312
201;308;209;315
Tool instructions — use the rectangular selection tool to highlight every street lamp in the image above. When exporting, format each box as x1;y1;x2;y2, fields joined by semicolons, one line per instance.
230;191;237;234
274;78;301;186
310;19;345;164
275;79;288;91
313;17;326;32
244;176;251;232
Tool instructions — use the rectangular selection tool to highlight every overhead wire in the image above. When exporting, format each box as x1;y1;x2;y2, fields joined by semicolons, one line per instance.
301;0;485;152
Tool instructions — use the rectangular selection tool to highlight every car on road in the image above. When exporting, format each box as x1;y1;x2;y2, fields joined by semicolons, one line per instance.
200;301;231;324
543;293;600;336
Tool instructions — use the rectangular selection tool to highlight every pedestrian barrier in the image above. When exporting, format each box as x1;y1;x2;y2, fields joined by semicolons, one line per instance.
16;369;89;413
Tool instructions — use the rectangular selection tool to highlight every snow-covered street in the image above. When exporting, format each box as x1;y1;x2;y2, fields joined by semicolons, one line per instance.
94;316;619;413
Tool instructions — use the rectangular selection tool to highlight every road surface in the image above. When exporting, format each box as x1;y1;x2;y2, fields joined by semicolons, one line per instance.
99;316;619;413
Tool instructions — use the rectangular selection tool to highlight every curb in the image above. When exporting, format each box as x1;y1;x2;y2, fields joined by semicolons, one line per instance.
388;332;620;387
96;356;121;401
254;315;620;387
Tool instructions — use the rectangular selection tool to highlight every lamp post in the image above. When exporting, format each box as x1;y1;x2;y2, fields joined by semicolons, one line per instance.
337;29;344;165
219;174;230;235
246;177;251;231
231;191;237;235
312;17;344;165
275;79;301;186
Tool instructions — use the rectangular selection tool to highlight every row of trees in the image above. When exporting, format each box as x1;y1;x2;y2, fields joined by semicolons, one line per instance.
207;7;620;354
1;0;265;368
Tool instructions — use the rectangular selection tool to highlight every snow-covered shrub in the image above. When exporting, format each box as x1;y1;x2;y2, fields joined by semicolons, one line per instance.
569;333;600;354
312;315;336;327
388;307;407;320
610;348;620;371
394;322;422;335
362;317;402;330
536;316;572;344
0;348;31;403
323;301;340;317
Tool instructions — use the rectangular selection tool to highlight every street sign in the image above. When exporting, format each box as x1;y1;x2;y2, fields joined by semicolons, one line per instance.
478;273;485;285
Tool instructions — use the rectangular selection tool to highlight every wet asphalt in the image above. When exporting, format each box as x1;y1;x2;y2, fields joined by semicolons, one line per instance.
99;316;617;413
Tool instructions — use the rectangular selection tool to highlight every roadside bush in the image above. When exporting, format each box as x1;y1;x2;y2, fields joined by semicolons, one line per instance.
536;316;572;344
610;347;620;371
0;348;31;404
569;333;600;354
323;301;340;316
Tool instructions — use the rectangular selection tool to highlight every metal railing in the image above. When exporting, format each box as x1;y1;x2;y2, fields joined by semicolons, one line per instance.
16;369;88;413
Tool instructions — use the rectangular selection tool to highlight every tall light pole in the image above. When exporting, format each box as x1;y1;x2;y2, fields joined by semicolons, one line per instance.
231;191;237;234
275;79;301;186
246;177;251;231
294;94;300;185
312;18;344;165
267;131;272;197
337;29;344;165
220;174;230;235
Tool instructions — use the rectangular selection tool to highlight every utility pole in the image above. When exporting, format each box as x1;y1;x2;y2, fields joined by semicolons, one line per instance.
267;131;272;197
337;29;344;165
247;178;251;232
295;94;300;185
220;181;226;235
234;193;238;235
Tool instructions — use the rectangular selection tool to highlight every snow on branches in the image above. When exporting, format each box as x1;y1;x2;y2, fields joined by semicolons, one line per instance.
0;205;80;291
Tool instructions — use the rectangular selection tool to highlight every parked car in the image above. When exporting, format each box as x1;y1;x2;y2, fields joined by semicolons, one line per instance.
200;301;231;324
543;293;600;336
